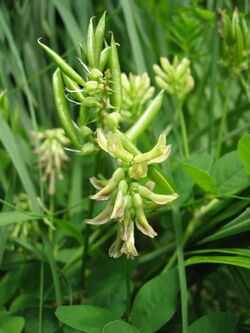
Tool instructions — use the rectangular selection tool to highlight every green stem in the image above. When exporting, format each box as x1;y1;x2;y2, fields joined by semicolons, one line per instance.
173;206;188;333
177;100;189;159
162;198;220;273
41;227;62;306
215;81;232;159
239;74;250;103
126;90;164;141
80;152;101;290
38;261;44;333
125;259;132;321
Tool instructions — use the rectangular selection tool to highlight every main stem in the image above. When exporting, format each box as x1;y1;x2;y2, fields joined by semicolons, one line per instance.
173;206;188;333
80;152;101;290
125;259;132;321
177;100;190;159
215;81;232;159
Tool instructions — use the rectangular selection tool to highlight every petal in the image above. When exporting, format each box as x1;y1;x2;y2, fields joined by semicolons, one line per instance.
147;145;171;165
90;168;124;201
96;128;108;153
89;177;108;190
85;202;113;225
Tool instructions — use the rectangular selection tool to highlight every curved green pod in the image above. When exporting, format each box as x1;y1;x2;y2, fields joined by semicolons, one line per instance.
52;68;82;149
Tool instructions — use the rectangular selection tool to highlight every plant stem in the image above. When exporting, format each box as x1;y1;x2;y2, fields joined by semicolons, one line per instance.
177;100;189;159
80;152;101;290
215;81;232;159
173;206;188;333
162;198;220;273
125;258;132;321
38;261;44;333
42;227;62;306
208;15;219;153
126;90;164;141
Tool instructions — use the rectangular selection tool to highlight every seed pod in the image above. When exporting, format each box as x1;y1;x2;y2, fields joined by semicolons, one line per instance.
95;11;106;68
87;17;96;68
52;69;82;149
110;34;122;112
63;73;85;102
99;46;110;71
38;39;85;86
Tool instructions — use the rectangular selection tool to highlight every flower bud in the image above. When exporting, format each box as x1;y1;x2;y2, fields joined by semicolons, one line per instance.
88;68;103;80
81;143;96;155
85;80;99;93
79;126;93;138
106;112;120;130
129;163;148;180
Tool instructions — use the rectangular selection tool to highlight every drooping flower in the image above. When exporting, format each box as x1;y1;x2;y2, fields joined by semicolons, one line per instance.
85;129;178;258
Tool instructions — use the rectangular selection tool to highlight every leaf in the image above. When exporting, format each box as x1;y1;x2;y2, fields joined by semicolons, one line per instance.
102;320;139;333
131;269;178;333
186;255;250;269
54;218;84;244
238;134;250;175
187;248;250;257
189;312;238;333
212;151;249;196
55;305;120;333
0;316;25;333
0;113;40;213
200;208;250;243
86;259;127;317
0;211;41;227
181;153;216;193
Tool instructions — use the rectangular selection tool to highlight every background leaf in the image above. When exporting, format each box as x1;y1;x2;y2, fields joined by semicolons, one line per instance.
102;320;139;333
55;305;120;333
189;312;238;333
131;269;178;333
238;134;250;175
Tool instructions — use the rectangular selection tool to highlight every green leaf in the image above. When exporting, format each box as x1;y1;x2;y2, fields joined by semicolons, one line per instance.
212;151;249;196
55;305;120;333
0;113;40;213
86;259;126;317
186;255;250;269
181;153;216;193
102;320;139;333
131;269;178;333
238;134;250;175
189;312;238;333
0;211;41;227
0;316;25;333
200;208;250;243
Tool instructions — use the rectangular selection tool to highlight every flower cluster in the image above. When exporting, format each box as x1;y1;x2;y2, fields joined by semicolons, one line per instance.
219;9;250;75
121;73;154;124
34;128;70;195
153;56;194;101
9;193;39;246
85;129;178;258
